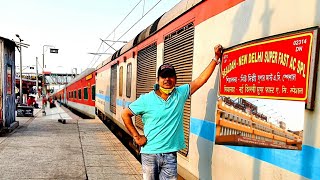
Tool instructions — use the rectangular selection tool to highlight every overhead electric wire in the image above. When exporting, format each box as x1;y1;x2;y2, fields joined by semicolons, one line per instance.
90;0;164;68
87;0;144;68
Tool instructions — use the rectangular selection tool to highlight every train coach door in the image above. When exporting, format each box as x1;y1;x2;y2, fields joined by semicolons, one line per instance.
136;43;157;129
110;64;117;114
164;23;194;156
63;87;66;104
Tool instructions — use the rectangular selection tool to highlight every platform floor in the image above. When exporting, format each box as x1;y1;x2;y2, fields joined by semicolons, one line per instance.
0;103;142;179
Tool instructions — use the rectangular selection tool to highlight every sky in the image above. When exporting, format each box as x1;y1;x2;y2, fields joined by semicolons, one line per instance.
244;98;304;131
0;0;180;74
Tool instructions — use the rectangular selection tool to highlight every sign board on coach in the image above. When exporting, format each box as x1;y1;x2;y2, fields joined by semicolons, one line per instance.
219;27;319;110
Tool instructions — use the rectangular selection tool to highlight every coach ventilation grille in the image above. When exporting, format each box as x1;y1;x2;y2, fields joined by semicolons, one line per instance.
136;43;157;129
164;23;194;156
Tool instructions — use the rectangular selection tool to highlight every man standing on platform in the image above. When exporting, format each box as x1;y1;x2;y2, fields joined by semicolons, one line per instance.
121;44;223;180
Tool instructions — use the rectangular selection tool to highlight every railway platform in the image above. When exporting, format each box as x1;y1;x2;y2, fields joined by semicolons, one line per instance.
0;102;142;179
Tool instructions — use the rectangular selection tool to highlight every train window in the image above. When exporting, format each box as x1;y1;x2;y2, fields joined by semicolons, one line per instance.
92;85;95;101
119;66;123;96
126;63;132;98
78;89;82;99
84;87;88;100
74;91;76;99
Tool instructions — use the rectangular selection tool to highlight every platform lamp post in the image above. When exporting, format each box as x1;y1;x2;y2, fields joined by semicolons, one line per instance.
42;45;59;115
15;34;24;104
14;35;29;105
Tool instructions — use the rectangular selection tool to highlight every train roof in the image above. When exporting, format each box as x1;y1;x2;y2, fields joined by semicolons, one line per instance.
66;68;96;87
51;68;96;94
96;0;203;70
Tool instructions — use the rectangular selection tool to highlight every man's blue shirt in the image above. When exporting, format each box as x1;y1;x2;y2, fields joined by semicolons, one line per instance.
129;84;190;154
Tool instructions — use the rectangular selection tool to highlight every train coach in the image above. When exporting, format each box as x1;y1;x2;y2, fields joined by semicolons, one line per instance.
54;68;96;118
93;0;320;179
54;88;64;104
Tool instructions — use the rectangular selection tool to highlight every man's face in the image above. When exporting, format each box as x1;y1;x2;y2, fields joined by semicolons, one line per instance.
158;75;176;89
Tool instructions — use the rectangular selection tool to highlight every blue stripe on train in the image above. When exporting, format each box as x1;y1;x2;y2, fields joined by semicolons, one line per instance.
226;145;320;179
96;93;130;108
95;94;319;179
190;117;320;179
190;118;216;142
96;93;110;102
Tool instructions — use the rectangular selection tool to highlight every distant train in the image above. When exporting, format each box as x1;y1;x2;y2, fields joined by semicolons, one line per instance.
53;0;320;179
54;68;96;118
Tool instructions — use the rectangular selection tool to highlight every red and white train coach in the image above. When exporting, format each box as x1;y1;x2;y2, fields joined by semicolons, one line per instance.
54;89;64;103
93;0;320;179
62;68;96;118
